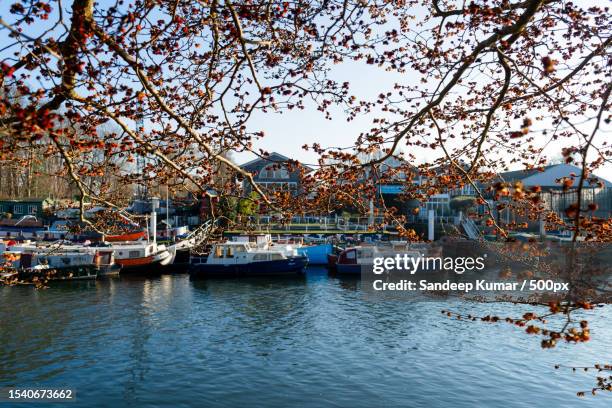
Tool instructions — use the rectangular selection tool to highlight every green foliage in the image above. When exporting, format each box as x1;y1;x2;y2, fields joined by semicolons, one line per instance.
450;196;476;212
237;192;260;216
217;196;238;221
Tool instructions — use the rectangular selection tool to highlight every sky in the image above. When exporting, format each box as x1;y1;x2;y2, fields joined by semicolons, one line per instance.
237;58;612;181
1;0;610;181
234;61;406;167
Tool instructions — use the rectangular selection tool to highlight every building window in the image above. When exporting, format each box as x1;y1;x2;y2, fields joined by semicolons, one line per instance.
260;165;290;179
420;196;451;217
261;167;273;179
453;185;475;195
260;182;298;194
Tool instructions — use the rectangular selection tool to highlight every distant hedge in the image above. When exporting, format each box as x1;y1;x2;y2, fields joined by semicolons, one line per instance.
450;196;476;212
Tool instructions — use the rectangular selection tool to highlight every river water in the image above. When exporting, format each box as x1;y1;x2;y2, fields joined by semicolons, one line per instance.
0;267;610;408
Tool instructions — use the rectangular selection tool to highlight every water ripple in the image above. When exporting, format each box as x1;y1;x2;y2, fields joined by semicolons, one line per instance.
0;267;610;408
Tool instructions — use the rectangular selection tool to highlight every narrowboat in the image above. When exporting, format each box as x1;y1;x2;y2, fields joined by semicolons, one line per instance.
0;216;46;240
189;242;308;279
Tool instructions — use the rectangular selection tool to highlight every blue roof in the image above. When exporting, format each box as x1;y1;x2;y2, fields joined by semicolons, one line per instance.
378;185;405;194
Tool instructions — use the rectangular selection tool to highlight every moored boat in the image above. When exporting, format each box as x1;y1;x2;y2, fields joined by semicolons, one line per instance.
189;241;307;279
231;233;332;264
2;246;118;281
296;242;332;264
98;241;172;274
336;242;424;275
0;216;46;240
105;230;148;242
327;253;339;270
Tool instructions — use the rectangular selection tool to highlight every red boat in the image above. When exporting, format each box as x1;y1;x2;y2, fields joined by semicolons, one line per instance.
327;253;338;270
105;230;147;242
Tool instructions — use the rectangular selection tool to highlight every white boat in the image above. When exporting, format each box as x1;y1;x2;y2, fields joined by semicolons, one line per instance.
230;233;332;264
189;241;308;278
93;198;173;274
95;241;172;274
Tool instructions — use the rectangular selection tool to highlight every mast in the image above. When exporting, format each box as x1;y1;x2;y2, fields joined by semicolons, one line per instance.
151;197;159;245
166;185;169;236
136;116;147;200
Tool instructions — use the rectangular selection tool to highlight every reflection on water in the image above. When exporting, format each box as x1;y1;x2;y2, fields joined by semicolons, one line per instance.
0;266;610;408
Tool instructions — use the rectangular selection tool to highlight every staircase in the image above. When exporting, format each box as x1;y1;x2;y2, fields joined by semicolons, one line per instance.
186;219;223;255
461;217;480;240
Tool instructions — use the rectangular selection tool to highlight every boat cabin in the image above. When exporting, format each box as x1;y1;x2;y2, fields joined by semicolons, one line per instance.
192;242;292;265
338;245;423;266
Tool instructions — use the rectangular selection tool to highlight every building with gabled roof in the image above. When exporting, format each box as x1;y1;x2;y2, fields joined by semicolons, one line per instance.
240;152;314;196
499;163;612;189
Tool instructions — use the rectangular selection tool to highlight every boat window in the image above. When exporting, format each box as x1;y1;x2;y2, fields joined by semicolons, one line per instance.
99;253;111;264
269;253;283;261
253;253;268;261
357;250;372;258
214;246;224;258
345;250;356;260
226;247;234;258
129;250;140;258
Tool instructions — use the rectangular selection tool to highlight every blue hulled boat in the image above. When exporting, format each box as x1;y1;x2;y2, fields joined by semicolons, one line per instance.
297;242;332;264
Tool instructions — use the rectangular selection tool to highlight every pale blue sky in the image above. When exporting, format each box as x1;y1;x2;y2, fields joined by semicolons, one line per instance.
1;1;610;180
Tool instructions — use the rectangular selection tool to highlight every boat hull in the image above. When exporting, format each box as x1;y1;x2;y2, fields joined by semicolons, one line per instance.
327;254;338;270
297;243;332;264
18;265;98;281
118;259;164;275
116;255;170;275
335;263;362;275
97;264;121;278
189;256;308;279
105;231;147;242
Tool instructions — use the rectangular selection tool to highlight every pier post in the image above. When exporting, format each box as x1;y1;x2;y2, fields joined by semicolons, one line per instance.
151;197;159;244
428;209;435;241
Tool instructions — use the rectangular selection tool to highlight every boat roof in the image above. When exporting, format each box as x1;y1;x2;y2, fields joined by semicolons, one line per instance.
99;241;151;246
